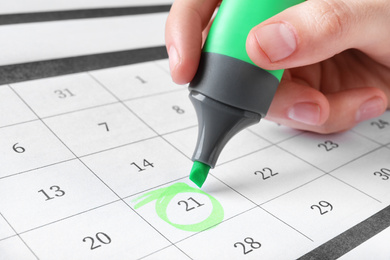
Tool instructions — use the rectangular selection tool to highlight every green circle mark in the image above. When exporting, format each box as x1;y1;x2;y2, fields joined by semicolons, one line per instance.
133;182;224;232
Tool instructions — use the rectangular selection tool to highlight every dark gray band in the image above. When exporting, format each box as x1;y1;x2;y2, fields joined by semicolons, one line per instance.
189;52;279;117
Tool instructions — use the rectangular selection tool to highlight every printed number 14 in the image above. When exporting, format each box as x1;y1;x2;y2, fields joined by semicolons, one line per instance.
131;159;154;172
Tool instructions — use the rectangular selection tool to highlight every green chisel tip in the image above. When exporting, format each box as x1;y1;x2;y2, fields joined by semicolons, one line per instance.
189;161;211;188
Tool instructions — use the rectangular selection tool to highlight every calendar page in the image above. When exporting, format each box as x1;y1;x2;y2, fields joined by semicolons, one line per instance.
1;6;390;260
1;58;390;259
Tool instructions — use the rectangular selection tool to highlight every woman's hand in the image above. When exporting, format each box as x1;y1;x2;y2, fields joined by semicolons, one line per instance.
165;0;390;133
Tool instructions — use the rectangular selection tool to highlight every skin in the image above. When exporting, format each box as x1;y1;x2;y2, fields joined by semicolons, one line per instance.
165;0;390;134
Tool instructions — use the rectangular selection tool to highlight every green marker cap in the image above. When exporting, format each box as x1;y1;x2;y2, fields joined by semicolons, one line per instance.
190;161;211;188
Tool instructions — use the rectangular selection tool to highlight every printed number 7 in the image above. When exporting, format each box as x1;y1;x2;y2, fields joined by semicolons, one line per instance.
98;122;109;132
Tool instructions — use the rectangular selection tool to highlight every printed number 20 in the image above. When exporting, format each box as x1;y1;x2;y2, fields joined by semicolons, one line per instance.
83;232;111;250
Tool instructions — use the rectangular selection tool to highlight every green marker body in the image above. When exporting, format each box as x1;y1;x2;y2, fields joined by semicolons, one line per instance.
189;0;304;188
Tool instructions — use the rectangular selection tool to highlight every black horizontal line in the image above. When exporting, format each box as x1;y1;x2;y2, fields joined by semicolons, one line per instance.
0;46;168;85
0;5;171;25
298;204;390;259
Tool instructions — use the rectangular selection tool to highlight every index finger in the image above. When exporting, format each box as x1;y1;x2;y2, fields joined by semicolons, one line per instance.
165;0;220;84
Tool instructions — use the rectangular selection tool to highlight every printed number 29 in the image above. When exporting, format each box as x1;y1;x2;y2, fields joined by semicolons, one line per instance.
311;201;333;215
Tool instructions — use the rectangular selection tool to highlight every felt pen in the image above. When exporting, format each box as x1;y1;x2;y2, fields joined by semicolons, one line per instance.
188;0;304;188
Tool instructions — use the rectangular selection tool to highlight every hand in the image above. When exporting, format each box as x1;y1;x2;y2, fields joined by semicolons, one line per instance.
165;0;390;133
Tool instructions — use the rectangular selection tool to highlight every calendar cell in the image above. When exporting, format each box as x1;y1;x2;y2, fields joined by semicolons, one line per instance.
331;147;390;203
0;160;117;233
0;85;37;128
126;177;255;243
125;90;197;135
249;118;302;143
278;131;379;172
90;61;184;101
352;110;390;145
177;207;312;260
0;237;36;260
21;201;170;260
81;137;192;198
43;103;156;156
212;146;324;205
164;127;271;166
262;175;382;244
0;121;74;178
11;73;117;118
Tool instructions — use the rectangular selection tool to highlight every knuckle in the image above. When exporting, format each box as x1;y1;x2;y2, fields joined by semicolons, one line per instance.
310;0;352;39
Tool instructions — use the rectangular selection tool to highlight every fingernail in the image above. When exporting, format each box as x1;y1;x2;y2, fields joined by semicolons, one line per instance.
254;23;297;62
168;45;180;73
288;102;321;125
356;97;385;122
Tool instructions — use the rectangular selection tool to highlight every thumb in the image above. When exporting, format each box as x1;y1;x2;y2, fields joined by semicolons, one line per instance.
246;0;388;69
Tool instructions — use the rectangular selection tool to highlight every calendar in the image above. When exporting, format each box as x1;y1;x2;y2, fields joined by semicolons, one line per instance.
1;5;390;260
1;57;390;259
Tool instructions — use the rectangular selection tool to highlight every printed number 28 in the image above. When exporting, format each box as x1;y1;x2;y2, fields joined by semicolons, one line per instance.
234;237;261;255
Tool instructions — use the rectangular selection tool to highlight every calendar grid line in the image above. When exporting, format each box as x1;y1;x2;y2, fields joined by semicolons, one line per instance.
14;199;121;235
61;141;188;256
0;117;39;131
88;71;196;167
0;122;198;181
5;173;210;243
170;205;259;244
0;157;77;180
0;212;39;259
210;172;314;242
87;72;167;137
85;70;201;259
275;144;328;174
119;87;186;103
137;244;191;260
351;128;387;146
259;173;328;206
328;145;385;174
4;83;185;128
216;142;277;167
87;71;195;164
2;55;389;258
248;125;305;144
259;206;314;242
328;174;382;203
8;77;187;255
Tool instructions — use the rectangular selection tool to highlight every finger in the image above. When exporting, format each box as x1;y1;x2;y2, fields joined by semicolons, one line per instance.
266;77;330;127
267;82;388;133
246;0;390;70
165;0;220;84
